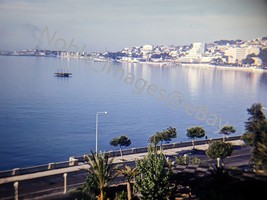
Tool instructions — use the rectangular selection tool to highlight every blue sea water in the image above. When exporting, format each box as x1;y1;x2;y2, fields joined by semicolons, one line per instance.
0;56;267;170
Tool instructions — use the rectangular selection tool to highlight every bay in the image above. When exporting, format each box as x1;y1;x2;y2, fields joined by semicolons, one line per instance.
0;56;267;170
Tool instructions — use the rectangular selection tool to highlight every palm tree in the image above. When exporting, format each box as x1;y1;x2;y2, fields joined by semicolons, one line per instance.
84;152;117;200
116;165;137;200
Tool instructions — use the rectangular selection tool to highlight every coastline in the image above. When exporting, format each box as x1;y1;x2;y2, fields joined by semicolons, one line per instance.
0;136;242;173
1;54;266;72
115;59;267;72
180;63;267;72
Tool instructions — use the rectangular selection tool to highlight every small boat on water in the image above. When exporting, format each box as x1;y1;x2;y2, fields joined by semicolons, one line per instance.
54;72;72;77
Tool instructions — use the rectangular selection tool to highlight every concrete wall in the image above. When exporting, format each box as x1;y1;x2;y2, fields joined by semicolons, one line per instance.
0;135;241;178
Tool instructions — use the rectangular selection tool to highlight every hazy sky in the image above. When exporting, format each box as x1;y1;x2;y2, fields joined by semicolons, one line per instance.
0;0;267;52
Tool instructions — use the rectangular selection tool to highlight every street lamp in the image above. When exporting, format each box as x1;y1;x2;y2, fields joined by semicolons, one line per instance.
96;111;108;153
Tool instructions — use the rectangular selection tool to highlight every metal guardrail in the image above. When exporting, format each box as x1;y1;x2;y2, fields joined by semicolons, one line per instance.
0;135;242;179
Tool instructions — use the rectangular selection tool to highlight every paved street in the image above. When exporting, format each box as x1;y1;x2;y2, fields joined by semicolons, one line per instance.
0;139;251;200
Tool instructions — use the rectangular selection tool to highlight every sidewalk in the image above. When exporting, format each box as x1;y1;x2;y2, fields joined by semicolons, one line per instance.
0;139;244;184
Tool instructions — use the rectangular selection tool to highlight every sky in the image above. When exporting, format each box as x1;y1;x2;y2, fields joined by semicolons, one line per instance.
0;0;267;52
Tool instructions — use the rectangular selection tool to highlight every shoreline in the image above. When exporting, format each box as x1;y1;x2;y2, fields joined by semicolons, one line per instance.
180;63;267;72
0;136;246;185
0;136;242;173
2;54;266;72
116;59;267;72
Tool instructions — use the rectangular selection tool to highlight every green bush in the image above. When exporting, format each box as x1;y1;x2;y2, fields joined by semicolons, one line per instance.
206;141;233;160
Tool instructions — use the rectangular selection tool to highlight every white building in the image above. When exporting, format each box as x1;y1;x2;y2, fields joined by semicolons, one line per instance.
140;45;153;59
190;42;205;55
201;56;215;63
251;57;262;66
225;47;260;64
180;42;205;63
142;45;153;51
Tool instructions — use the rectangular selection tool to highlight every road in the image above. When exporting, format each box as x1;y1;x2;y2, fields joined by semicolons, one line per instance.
0;140;252;200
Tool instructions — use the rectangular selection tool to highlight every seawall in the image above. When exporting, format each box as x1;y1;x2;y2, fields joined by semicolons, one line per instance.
0;135;242;179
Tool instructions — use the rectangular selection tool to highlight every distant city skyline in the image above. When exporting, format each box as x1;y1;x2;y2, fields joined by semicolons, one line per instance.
0;0;267;52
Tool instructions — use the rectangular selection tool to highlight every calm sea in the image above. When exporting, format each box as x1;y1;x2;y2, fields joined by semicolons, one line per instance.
0;56;267;170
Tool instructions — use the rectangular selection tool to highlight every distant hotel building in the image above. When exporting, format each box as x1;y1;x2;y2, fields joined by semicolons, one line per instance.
141;45;153;59
225;47;261;65
179;42;206;63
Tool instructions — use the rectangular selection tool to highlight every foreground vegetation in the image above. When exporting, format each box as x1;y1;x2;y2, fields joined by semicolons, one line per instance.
242;103;267;172
54;103;267;200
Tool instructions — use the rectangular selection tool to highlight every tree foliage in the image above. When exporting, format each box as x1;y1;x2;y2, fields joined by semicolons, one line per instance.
135;147;172;200
219;125;236;141
148;127;177;148
241;132;254;146
186;126;205;149
258;48;267;67
206;141;233;160
245;103;267;171
110;135;131;160
242;57;255;65
110;135;131;148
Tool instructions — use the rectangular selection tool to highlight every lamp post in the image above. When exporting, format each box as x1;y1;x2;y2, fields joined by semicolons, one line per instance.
96;111;108;153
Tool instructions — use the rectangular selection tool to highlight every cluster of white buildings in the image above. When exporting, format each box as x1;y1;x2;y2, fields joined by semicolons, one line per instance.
6;37;265;67
111;37;267;67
